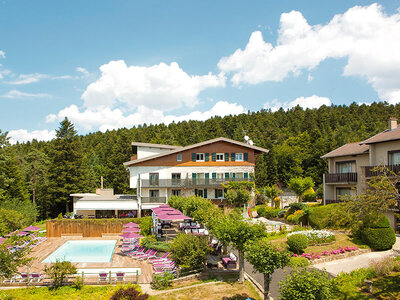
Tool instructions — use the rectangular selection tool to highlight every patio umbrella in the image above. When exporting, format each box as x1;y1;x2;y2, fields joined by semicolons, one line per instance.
121;227;140;232
156;213;191;220
23;225;41;232
119;232;143;239
16;231;29;236
5;230;18;237
123;222;139;228
0;237;5;245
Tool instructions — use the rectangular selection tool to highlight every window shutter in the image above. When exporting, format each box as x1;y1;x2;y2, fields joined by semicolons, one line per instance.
244;172;249;179
192;153;196;162
232;172;236;178
204;189;207;198
215;189;218;198
244;153;248;161
194;189;198;196
212;173;216;179
205;153;210;162
212;153;216;161
225;172;229;179
225;153;229;161
192;173;196;179
231;153;235;162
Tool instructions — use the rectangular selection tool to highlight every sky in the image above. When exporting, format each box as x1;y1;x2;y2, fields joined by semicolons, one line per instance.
1;0;400;143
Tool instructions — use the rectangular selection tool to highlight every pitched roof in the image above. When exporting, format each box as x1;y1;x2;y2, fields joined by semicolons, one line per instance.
321;142;369;159
361;127;400;144
124;137;269;166
131;142;182;149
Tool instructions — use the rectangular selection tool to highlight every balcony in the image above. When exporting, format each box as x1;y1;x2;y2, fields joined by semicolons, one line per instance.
141;197;167;204
364;165;400;178
324;172;357;184
141;178;252;188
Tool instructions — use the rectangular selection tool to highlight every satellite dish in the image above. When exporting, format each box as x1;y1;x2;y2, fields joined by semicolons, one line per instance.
244;135;249;141
249;140;254;145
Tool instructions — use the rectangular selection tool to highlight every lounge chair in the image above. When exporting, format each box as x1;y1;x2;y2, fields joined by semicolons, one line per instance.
98;272;108;283
29;273;43;283
130;248;150;257
149;252;169;263
114;272;125;283
222;252;237;269
136;250;157;260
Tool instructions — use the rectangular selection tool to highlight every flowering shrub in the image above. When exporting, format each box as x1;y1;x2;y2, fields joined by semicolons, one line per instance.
291;246;358;260
287;229;335;245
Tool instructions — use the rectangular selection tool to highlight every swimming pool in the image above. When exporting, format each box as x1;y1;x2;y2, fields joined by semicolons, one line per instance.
43;240;117;263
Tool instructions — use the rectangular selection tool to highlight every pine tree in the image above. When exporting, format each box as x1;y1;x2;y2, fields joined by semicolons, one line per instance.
47;118;90;216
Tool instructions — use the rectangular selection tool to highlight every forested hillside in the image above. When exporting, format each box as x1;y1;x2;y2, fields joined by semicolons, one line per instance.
1;102;399;221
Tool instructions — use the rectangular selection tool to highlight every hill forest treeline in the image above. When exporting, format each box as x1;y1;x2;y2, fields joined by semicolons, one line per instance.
0;102;399;222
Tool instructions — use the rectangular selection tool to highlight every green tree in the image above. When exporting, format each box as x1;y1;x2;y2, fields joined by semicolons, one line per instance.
0;238;33;281
262;185;283;206
287;177;314;202
48;118;90;216
245;238;290;300
44;260;77;288
212;213;267;283
223;181;253;207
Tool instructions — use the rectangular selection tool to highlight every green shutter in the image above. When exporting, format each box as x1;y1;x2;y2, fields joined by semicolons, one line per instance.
205;173;209;178
194;189;198;196
205;153;210;162
232;172;236;178
212;153;216;161
204;189;207;198
231;153;235;162
215;189;218;198
192;153;196;161
244;172;249;179
225;153;229;161
244;153;248;161
212;173;216;179
225;172;229;179
192;173;196;179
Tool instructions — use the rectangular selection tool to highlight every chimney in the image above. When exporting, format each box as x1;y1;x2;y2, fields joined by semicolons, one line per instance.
389;117;398;131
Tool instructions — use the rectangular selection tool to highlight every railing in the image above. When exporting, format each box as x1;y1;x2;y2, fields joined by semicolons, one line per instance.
364;165;400;178
325;199;344;204
325;172;357;183
141;197;167;204
141;178;252;188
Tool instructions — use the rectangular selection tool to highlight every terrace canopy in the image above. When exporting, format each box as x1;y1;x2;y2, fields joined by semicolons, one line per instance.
121;227;140;233
119;232;143;239
151;204;191;221
123;222;139;228
23;225;41;232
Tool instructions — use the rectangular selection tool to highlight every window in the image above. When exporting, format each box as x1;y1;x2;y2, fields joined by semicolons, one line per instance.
149;173;159;185
336;188;351;200
336;161;355;173
235;153;244;161
172;173;181;185
196;189;204;197
196;153;205;161
216;153;224;161
172;190;181;196
150;190;159;198
177;154;182;162
216;173;224;179
388;151;400;165
236;172;244;179
215;189;223;198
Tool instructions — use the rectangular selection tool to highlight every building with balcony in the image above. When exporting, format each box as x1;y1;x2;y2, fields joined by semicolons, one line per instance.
124;137;269;216
322;117;400;231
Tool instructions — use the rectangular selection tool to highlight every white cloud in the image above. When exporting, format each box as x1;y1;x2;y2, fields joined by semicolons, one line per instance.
7;73;48;85
264;95;331;112
0;51;5;59
1;89;51;99
76;67;89;75
219;4;400;103
82;60;226;111
7;129;56;144
307;74;313;82
46;100;245;132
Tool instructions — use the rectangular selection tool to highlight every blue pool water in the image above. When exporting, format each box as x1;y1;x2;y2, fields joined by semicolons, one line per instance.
42;240;117;263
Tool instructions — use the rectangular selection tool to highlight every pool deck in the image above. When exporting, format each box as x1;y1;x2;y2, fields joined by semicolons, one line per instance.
19;236;154;284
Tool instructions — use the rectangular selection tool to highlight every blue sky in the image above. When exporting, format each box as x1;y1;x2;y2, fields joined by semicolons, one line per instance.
1;0;400;143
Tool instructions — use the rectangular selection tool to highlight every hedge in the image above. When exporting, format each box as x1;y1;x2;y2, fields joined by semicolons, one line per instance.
287;234;309;253
367;214;391;228
308;204;342;229
361;227;396;250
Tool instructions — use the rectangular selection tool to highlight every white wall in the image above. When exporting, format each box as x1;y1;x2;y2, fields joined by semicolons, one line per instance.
137;146;173;160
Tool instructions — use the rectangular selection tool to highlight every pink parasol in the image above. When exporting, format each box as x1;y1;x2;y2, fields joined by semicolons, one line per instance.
16;231;29;236
0;237;5;245
122;227;140;232
123;222;139;228
5;230;18;237
119;232;143;239
23;225;41;232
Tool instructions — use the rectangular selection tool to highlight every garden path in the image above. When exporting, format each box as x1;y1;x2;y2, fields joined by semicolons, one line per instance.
313;237;400;276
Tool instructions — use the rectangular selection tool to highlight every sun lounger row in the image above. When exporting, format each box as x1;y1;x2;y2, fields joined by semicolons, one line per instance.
98;272;126;283
183;228;209;235
3;272;44;283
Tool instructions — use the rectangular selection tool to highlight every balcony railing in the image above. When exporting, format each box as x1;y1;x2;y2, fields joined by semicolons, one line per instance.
364;165;400;178
325;172;357;183
141;178;252;188
141;197;167;204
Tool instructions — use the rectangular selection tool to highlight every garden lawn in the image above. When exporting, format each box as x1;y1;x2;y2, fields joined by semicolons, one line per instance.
149;281;261;300
362;272;400;299
268;232;369;253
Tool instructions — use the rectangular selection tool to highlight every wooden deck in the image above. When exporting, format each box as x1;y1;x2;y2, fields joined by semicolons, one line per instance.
19;236;154;284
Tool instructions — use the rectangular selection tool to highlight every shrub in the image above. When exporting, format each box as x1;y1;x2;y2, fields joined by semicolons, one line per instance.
308;203;344;229
278;210;286;218
273;197;281;208
302;187;316;202
257;206;281;219
331;268;376;299
288;257;309;268
256;206;266;217
138;216;153;236
141;236;169;252
279;268;333;300
151;272;175;290
72;276;84;290
361;227;396;250
110;286;149;300
287;234;309;253
44;260;77;288
366;214;391;228
370;257;398;277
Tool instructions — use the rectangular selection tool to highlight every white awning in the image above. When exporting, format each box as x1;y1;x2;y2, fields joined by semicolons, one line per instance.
74;200;138;211
141;203;165;210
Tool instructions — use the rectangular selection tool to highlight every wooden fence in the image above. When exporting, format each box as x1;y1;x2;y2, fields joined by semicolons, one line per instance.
46;219;139;237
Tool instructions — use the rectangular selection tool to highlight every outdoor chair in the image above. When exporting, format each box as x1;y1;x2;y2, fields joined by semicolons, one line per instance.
136;249;157;260
98;273;108;283
18;273;29;282
29;273;43;283
130;248;150;257
114;272;125;283
222;252;237;269
149;252;169;263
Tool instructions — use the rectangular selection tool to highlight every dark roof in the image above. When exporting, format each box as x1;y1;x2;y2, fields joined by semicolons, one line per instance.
321;142;369;159
361;127;400;144
124;137;269;166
